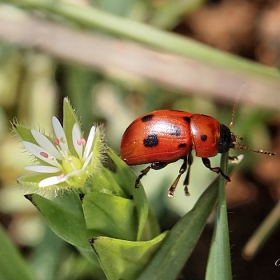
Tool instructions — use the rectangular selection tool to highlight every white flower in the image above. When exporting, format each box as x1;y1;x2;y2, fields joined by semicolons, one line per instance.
23;117;96;188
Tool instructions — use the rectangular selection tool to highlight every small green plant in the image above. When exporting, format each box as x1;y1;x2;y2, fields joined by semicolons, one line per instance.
8;98;242;280
15;98;105;193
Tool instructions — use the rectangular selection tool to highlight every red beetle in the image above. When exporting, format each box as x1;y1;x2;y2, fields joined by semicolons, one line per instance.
120;110;275;196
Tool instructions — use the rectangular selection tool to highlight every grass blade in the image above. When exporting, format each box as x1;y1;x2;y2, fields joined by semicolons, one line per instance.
138;155;242;280
205;153;233;280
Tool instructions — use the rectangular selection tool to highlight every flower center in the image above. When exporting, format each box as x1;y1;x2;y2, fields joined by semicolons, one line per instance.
62;156;82;173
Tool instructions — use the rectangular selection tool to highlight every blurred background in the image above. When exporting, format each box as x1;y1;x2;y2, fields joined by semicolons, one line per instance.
0;0;280;279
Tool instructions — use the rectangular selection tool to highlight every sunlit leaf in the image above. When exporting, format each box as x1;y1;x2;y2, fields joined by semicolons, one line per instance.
90;232;167;280
107;148;160;240
82;192;138;240
25;192;98;249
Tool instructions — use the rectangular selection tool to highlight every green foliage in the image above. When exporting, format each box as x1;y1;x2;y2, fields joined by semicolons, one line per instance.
138;155;241;280
0;1;277;279
0;223;35;280
91;233;167;279
9;98;244;279
205;154;232;280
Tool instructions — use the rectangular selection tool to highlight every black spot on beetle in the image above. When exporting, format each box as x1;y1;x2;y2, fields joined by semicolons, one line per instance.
170;125;181;136
143;134;158;147
178;143;187;148
141;114;153;122
183;116;191;123
200;134;207;141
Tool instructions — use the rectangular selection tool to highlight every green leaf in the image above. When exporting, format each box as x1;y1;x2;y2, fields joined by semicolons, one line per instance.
90;232;167;280
141;206;161;242
12;123;34;143
0;223;35;280
76;247;107;279
25;192;98;249
205;153;232;280
82;192;138;241
137;155;243;280
86;166;126;197
83;149;160;240
106;148;157;241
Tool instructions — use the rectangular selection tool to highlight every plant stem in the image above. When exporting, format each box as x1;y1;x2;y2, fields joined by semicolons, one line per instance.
243;200;280;259
205;153;232;280
4;0;280;79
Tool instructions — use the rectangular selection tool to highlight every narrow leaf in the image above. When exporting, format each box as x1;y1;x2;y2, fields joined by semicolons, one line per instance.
205;153;232;280
137;156;243;280
7;0;280;79
243;200;280;259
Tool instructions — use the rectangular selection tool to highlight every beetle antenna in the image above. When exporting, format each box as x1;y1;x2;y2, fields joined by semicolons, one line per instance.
232;139;275;156
229;94;241;129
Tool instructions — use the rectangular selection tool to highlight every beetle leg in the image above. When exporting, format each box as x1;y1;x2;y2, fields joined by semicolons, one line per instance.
135;166;150;188
151;162;168;170
183;152;193;196
202;157;231;181
168;157;188;197
135;162;168;188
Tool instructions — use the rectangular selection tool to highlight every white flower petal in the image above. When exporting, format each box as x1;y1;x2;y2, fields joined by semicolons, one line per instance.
83;126;96;160
22;141;61;168
52;116;69;151
31;130;63;160
82;152;93;169
39;175;66;187
72;123;83;158
25;165;60;173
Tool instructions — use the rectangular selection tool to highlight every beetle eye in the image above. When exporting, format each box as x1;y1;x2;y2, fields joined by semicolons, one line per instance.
218;124;232;153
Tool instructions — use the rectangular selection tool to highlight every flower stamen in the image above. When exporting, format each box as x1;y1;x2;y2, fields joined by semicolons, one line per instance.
58;173;65;180
17;100;102;190
77;138;86;146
